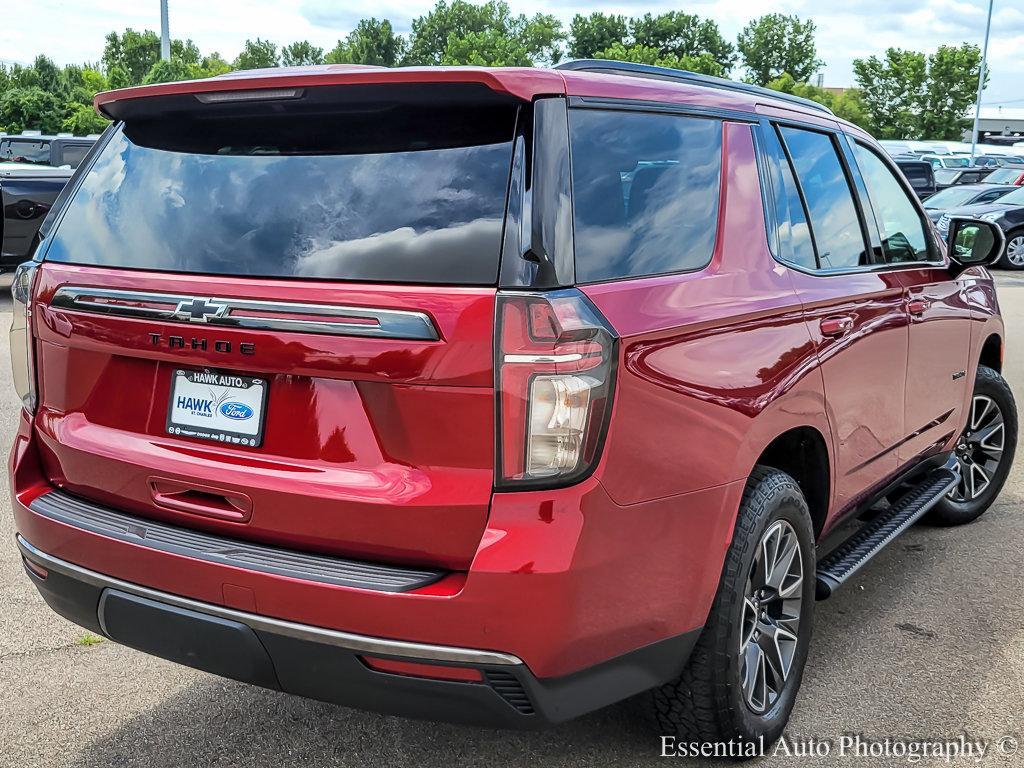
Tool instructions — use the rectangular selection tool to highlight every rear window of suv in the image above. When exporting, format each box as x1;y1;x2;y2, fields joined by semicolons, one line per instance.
43;105;516;284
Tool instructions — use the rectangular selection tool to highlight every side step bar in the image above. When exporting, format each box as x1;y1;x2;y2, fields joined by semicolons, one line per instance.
816;464;959;599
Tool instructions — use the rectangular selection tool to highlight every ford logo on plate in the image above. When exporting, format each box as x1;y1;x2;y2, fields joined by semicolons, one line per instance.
220;402;254;420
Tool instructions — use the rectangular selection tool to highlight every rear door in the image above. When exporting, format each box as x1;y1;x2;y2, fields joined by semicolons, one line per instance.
31;87;521;570
760;122;909;514
850;140;972;466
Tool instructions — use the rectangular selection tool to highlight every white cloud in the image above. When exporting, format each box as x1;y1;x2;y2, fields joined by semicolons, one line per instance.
2;0;1021;103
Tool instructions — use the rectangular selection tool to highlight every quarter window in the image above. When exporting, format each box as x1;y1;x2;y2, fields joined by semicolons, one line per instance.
569;109;722;282
760;126;816;269
778;127;869;270
853;143;931;263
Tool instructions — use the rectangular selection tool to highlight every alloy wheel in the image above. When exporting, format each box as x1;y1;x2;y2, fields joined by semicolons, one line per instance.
1007;235;1024;267
949;394;1006;502
739;520;803;714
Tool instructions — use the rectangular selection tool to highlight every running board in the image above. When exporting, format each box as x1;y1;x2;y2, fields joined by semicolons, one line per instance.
815;465;959;599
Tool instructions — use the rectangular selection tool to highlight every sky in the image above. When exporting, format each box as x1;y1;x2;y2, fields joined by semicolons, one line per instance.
2;0;1023;105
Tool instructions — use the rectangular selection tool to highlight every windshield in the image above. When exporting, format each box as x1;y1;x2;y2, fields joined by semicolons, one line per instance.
997;187;1024;205
986;169;1021;183
942;157;970;168
44;107;516;284
924;186;983;208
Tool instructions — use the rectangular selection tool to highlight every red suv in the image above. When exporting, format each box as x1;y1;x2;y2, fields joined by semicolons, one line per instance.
9;61;1017;746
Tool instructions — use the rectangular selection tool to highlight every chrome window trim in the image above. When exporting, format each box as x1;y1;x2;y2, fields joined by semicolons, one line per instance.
17;535;522;667
49;286;440;341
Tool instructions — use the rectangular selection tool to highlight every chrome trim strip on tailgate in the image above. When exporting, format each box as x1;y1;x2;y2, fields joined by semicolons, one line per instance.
49;286;440;341
29;489;445;593
17;536;523;666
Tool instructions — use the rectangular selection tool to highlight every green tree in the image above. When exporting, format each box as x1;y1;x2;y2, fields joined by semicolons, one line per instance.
853;48;928;138
102;29;203;86
737;14;822;86
281;41;325;67
142;59;195;85
592;43;724;77
234;38;279;70
32;55;70;99
0;87;65;133
405;0;562;66
765;72;867;128
198;53;233;77
629;13;735;74
568;13;627;59
918;44;984;140
62;103;109;135
442;29;531;66
326;19;407;66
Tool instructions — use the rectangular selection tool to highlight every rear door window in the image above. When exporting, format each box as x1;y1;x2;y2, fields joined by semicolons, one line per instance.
569;109;722;283
44;106;516;284
778;126;870;270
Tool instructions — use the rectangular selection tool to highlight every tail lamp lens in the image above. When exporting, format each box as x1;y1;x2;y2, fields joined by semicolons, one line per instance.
10;262;39;413
496;290;617;488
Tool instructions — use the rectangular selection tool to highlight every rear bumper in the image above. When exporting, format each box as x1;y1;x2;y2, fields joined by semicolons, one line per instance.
18;535;699;728
11;408;740;725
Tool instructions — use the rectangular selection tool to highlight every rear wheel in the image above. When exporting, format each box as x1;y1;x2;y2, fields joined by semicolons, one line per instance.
646;467;815;750
928;365;1017;525
998;229;1024;270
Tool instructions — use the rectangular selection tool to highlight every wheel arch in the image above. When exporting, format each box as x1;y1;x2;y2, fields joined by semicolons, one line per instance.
752;426;831;539
979;332;1002;373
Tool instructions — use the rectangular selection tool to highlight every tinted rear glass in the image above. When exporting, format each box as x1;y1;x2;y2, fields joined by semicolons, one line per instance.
569;109;722;282
44;107;515;284
1;139;50;165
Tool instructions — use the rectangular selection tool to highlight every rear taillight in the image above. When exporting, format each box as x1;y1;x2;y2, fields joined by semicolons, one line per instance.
495;289;617;489
10;262;39;413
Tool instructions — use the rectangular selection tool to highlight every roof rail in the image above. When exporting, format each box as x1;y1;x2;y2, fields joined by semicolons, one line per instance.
554;59;835;117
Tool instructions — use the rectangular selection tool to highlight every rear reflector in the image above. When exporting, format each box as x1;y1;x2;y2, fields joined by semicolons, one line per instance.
360;656;484;683
22;556;48;580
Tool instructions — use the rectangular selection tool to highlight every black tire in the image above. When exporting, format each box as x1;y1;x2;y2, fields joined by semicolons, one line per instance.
928;365;1017;525
997;228;1024;270
645;467;816;751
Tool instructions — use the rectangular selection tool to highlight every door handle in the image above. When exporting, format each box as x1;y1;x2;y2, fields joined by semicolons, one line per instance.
820;316;854;338
907;299;929;316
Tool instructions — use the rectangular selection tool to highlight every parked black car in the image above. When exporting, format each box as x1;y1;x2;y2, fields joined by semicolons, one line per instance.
934;167;994;191
893;157;936;199
936;185;1024;268
0;167;73;269
0;134;96;169
923;184;1016;222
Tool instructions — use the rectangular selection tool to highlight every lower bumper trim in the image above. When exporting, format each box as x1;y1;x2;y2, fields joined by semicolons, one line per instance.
16;534;521;666
17;534;701;728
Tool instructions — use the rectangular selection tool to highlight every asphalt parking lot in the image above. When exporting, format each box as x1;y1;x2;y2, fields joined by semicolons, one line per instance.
2;273;1024;767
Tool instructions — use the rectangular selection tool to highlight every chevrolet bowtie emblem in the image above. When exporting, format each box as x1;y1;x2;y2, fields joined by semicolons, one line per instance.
174;297;230;323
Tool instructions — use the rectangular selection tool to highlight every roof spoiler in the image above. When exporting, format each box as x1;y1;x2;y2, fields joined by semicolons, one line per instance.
93;66;564;121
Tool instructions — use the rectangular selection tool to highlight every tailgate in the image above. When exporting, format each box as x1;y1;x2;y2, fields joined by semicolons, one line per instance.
33;264;495;569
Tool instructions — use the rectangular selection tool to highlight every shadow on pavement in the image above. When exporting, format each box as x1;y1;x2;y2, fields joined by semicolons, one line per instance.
77;682;660;768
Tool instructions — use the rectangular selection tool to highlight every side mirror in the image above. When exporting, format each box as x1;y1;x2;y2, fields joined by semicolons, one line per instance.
946;217;1005;269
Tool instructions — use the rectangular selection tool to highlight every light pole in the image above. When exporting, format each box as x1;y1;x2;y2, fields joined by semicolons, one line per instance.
969;0;994;166
160;0;171;61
